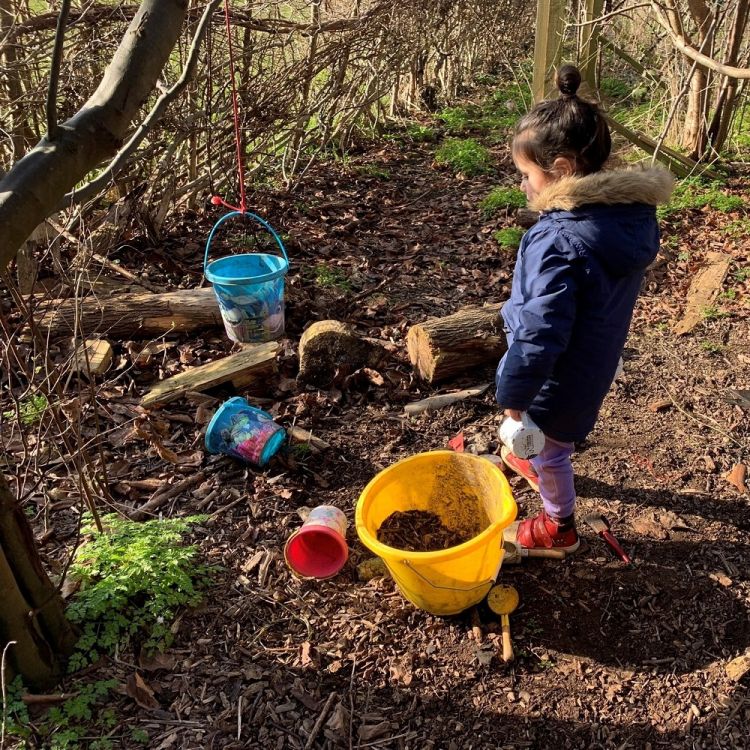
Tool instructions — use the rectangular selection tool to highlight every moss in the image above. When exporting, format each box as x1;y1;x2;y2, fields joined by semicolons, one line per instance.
434;138;492;176
480;187;526;217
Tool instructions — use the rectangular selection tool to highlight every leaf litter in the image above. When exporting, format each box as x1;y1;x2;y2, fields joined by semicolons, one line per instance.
6;134;750;749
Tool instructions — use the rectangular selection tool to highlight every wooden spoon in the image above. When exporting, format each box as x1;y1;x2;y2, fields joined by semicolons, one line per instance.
487;584;519;662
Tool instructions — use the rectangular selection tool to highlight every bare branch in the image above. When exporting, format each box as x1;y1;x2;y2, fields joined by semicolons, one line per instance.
0;0;190;271
46;0;72;140
651;0;750;78
60;0;221;208
571;2;651;26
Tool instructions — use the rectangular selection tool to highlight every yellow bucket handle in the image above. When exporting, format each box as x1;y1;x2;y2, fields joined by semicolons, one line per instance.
402;559;495;593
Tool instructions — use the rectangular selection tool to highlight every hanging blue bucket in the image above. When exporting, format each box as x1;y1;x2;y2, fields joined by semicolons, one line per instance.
204;211;289;343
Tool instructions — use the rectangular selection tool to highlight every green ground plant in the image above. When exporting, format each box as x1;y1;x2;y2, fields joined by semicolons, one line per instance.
2;676;119;749
701;305;729;321
494;227;525;250
357;164;391;179
313;263;352;291
405;124;437;142
658;178;746;219
66;514;210;671
436;106;474;134
2;393;48;426
721;218;750;239
480;186;526;217
434;138;491;176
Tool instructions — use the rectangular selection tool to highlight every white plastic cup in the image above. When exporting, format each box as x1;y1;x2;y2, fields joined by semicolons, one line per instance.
498;412;545;459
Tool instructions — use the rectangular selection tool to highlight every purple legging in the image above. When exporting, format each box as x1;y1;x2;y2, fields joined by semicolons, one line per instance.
529;436;576;520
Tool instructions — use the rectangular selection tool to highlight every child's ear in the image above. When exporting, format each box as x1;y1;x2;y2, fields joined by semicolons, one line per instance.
551;157;576;177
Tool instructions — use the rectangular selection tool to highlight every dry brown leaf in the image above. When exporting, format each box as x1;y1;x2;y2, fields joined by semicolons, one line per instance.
138;651;177;672
647;398;672;413
300;640;317;668
325;701;349;735
125;672;159;709
174;450;203;467
358;721;392;741
725;463;747;493
632;515;669;540
153;442;180;464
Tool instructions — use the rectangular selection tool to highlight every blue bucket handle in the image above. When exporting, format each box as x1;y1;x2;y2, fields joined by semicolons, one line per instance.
204;211;289;276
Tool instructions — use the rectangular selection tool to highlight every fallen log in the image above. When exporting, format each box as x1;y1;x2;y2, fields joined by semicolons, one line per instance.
35;287;221;339
673;252;731;335
406;304;506;383
141;341;279;408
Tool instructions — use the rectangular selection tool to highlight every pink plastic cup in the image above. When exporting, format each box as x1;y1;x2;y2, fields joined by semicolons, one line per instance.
284;506;349;579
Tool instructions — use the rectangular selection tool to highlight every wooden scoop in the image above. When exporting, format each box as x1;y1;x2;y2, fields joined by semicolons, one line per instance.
487;584;519;662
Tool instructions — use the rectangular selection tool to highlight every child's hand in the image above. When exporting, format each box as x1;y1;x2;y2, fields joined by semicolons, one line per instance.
504;409;523;421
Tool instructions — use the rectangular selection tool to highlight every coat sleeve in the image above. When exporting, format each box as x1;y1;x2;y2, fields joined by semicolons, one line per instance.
495;232;579;411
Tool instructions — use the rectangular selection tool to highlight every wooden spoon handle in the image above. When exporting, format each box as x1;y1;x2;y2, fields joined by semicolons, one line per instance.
525;547;566;559
501;614;514;662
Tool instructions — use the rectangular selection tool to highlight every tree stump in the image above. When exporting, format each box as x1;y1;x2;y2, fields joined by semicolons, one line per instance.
406;304;506;383
298;320;386;387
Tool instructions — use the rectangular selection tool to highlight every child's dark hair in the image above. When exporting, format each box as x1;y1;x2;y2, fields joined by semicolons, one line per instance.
513;65;611;175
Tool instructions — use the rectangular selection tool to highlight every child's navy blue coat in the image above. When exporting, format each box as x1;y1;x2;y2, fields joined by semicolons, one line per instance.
495;168;674;443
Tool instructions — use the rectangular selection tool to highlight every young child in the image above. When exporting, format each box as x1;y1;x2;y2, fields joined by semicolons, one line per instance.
496;64;674;551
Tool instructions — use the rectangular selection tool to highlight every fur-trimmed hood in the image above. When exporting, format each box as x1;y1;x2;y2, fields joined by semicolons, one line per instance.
530;166;674;213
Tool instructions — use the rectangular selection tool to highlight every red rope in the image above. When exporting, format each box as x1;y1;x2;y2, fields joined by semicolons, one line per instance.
217;0;246;213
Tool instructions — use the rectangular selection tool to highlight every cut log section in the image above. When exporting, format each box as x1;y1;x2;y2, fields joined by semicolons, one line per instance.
35;287;222;339
298;320;386;387
141;341;279;408
71;339;113;378
406;304;506;383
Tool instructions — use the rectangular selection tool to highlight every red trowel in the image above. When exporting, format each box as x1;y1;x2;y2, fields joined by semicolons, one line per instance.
584;513;632;564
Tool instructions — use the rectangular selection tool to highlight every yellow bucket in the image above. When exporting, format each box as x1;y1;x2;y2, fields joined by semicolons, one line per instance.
355;451;517;615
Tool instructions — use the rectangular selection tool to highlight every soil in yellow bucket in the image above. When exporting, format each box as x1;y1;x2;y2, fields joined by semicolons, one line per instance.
377;510;472;552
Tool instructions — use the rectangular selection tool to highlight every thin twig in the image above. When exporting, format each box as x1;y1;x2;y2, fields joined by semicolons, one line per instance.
304;691;337;750
660;384;745;449
348;658;356;750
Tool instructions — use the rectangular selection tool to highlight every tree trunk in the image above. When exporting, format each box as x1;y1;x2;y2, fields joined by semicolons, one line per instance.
406;304;506;383
707;0;749;151
0;0;189;271
681;0;713;157
0;0;191;693
0;474;78;691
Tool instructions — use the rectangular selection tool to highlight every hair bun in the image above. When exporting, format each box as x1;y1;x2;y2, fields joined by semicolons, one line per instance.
556;64;581;99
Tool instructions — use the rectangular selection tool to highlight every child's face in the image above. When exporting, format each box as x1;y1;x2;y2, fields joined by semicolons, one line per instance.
513;154;557;202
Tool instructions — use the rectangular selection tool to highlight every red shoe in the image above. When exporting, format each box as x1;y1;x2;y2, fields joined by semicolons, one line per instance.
512;510;580;553
500;446;540;492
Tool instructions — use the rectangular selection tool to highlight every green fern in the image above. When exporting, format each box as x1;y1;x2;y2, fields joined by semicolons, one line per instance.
67;514;210;670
